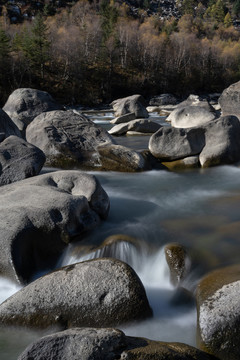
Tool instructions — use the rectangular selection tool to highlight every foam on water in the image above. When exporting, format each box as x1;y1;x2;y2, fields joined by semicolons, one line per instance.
0;277;21;305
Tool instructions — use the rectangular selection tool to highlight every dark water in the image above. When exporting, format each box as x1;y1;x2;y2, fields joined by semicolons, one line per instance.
1;112;240;358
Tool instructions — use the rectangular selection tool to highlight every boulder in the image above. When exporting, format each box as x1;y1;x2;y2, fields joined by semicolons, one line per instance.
111;95;149;118
167;106;217;128
199;115;240;167
0;258;152;328
109;119;161;136
149;94;178;106
98;144;148;172
0;108;22;139
218;81;240;117
161;156;200;171
26;110;115;169
149;126;205;161
176;95;212;108
164;243;191;286
3;88;63;135
196;264;240;360
110;112;136;124
18;327;218;360
0;135;45;186
0;170;109;284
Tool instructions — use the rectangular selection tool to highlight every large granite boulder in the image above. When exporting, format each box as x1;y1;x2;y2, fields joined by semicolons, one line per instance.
18;327;218;360
167;106;217;128
149;126;205;161
0;135;45;186
111;95;149;118
199;115;240;167
98;144;148;172
0;258;152;328
0;170;109;284
196;264;240;360
3;88;63;135
218;81;240;117
149;116;240;167
0;108;22;139
109;119;161;136
26;110;115;169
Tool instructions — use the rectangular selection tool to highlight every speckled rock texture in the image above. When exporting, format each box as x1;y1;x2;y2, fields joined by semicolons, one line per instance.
0;258;152;329
18;327;218;360
111;95;149;118
196;264;240;359
26;110;115;169
0;135;45;186
3;88;63;135
218;80;240;117
0;170;109;284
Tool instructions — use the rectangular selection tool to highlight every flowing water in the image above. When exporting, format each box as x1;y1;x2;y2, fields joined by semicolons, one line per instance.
1;111;240;358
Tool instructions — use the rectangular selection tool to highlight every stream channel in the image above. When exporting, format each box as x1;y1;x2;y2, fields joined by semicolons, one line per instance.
1;111;240;359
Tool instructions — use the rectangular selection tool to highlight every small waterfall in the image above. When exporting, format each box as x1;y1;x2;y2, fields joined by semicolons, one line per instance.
0;277;21;305
61;240;173;291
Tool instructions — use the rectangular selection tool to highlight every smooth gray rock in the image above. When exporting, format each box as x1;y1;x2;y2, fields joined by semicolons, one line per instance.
0;258;152;328
168;106;217;128
111;95;149;118
26;110;115;169
0;135;45;185
149;126;205;161
0;108;22;139
109;119;161;136
199;115;240;167
110;112;136;124
3;88;63;134
176;95;212;108
197;264;240;360
0;170;109;284
98;144;148;172
218;81;240;117
149;94;178;106
18;327;218;360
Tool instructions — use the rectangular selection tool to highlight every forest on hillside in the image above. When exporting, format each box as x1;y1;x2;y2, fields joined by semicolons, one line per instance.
0;0;240;106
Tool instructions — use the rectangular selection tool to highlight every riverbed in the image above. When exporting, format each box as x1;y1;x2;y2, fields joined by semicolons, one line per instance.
1;111;240;359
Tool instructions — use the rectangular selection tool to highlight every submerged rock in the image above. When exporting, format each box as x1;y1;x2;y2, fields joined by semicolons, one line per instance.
0;135;45;185
196;264;240;360
0;170;109;284
111;95;149;118
3;88;63;135
26;110;115;169
161;156;200;171
18;327;218;360
0;258;152;328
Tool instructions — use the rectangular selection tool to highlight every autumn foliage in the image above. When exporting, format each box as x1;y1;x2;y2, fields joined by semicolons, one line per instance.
0;0;240;106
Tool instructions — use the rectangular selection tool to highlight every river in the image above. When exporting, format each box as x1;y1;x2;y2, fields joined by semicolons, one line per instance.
1;111;240;358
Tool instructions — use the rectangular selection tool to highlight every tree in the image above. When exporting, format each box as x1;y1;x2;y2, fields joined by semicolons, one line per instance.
21;13;50;79
224;12;232;27
100;0;119;42
0;26;11;103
